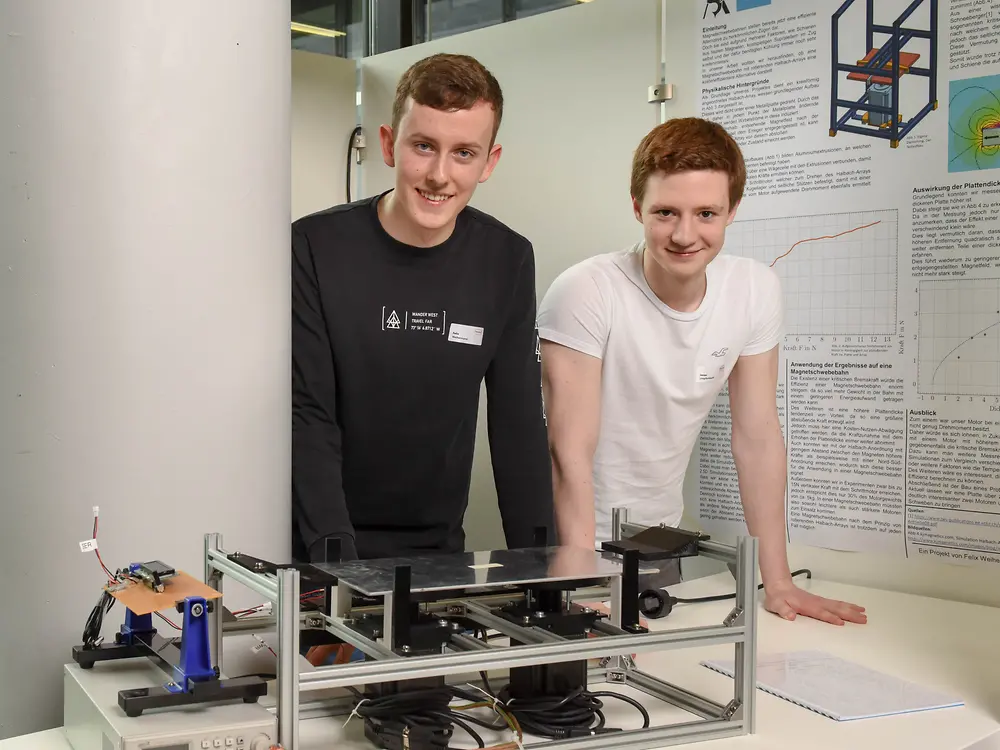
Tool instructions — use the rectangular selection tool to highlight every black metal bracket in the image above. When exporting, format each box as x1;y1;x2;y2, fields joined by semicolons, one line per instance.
620;549;648;634
118;676;267;718
72;631;267;717
72;642;148;670
391;564;413;654
601;526;707;561
227;551;339;614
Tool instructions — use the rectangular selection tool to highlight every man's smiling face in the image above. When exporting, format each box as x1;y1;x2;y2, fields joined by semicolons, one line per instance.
379;97;502;246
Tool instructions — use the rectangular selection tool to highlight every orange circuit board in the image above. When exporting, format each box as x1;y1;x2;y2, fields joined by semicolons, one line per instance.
106;571;222;616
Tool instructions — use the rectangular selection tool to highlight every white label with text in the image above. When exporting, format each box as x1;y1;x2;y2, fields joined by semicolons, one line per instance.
448;323;484;346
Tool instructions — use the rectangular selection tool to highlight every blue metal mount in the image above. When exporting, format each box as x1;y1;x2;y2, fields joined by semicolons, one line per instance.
169;596;217;692
119;610;156;646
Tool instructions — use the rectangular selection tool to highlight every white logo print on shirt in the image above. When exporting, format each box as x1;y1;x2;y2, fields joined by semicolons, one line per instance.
382;306;449;334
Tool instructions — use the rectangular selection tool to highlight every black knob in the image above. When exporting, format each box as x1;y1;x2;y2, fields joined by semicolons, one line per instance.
638;589;674;619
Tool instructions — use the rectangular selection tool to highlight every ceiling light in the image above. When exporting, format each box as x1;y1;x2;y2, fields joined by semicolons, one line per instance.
290;21;346;38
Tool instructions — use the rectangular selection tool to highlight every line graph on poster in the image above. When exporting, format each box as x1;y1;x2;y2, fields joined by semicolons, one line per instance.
918;278;1000;398
723;209;898;337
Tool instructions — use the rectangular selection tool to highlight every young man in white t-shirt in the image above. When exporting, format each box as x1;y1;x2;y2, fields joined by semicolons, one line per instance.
537;118;866;626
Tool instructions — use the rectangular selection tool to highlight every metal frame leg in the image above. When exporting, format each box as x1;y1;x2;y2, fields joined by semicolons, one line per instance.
731;536;758;731
277;567;301;749
204;533;223;675
612;506;630;543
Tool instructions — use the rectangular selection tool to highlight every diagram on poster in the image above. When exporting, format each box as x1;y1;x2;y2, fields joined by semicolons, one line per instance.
829;0;939;149
948;74;1000;173
725;210;898;336
918;278;1000;397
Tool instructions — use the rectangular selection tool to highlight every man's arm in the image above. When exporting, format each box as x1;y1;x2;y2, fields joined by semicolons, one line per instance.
291;225;358;562
728;347;866;625
540;341;602;549
727;347;790;585
484;246;554;548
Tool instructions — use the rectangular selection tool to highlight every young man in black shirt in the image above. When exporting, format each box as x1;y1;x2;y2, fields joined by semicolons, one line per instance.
291;53;554;565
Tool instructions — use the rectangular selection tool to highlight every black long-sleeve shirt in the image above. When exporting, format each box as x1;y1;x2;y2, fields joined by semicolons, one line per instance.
291;191;554;563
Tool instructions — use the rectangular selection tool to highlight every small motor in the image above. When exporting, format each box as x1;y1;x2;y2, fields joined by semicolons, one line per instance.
867;83;893;127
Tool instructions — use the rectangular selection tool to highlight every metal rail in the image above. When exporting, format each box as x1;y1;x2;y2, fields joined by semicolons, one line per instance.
298;624;744;690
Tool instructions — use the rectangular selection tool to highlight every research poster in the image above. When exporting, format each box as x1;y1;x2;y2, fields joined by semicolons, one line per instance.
694;0;1000;567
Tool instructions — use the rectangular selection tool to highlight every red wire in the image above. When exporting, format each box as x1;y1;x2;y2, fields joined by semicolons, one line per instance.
92;517;115;582
92;515;179;629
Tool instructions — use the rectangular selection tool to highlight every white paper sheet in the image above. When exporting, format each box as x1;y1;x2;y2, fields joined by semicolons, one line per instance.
701;650;964;721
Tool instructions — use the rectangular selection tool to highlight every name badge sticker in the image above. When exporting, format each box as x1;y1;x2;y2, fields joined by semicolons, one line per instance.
448;323;484;346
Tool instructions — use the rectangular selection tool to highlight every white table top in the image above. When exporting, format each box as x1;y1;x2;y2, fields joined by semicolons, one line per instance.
5;572;999;750
639;572;1000;749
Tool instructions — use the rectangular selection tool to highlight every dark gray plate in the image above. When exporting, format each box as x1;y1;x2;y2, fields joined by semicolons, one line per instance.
313;546;641;597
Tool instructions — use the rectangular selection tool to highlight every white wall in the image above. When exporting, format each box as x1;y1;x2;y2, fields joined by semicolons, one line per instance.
359;0;662;551
0;0;291;738
292;50;359;219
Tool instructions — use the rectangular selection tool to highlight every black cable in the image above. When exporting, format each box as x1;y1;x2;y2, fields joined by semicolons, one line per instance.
492;684;649;740
674;568;811;604
351;686;468;750
346;125;362;203
640;569;814;618
82;589;115;648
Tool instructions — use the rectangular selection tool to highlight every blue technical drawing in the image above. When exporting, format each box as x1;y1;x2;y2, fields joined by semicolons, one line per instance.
830;0;939;149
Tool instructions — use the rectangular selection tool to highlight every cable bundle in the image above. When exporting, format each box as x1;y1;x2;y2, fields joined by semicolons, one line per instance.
494;685;649;739
354;686;456;750
82;590;116;648
349;684;523;750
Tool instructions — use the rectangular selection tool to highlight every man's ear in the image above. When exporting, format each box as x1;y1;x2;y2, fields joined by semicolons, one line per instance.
478;143;503;184
379;124;395;168
632;197;643;223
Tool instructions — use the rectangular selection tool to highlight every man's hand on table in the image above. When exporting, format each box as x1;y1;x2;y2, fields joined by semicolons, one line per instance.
764;578;867;626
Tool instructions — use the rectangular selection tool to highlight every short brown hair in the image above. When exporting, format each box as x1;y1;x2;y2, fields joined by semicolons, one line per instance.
630;118;746;208
391;53;504;143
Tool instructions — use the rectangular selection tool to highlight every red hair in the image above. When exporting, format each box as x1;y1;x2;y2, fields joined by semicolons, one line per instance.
630;118;746;208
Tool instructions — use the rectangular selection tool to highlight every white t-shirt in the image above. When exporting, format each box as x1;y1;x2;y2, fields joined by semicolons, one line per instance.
536;242;784;543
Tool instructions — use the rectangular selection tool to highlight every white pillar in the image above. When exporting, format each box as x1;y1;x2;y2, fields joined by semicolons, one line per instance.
0;1;291;736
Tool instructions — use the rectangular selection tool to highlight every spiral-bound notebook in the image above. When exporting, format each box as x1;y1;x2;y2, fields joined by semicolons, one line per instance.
701;650;964;721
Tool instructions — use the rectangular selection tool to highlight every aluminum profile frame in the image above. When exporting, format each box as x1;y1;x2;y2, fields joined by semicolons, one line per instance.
204;513;759;750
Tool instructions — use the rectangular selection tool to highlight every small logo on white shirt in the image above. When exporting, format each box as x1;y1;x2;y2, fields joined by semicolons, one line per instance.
711;347;728;358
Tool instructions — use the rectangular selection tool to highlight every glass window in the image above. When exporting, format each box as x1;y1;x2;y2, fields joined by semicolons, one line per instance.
291;0;597;57
291;0;360;58
415;0;587;42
